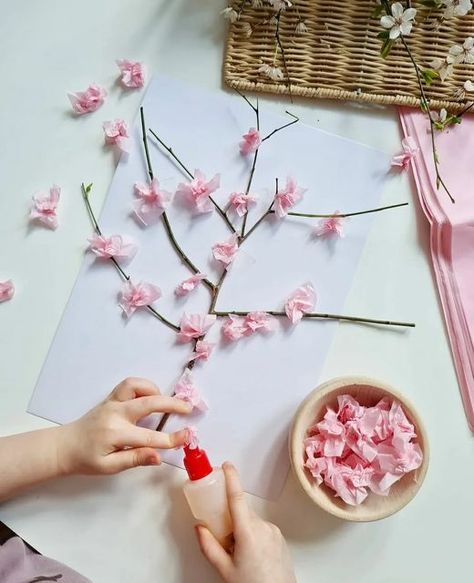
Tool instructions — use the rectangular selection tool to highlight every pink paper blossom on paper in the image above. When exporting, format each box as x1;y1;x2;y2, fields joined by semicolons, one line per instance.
0;280;14;303
103;119;129;153
228;192;257;217
174;369;207;412
175;273;207;297
212;234;239;268
176;170;220;214
284;282;316;324
68;85;106;115
185;426;199;450
29;185;61;230
177;313;217;343
88;234;138;260
222;315;248;341
133;179;172;225
244;311;278;334
391;136;418;170
116;59;146;89
119;280;161;318
314;212;345;238
274;176;306;218
187;340;215;363
239;127;261;155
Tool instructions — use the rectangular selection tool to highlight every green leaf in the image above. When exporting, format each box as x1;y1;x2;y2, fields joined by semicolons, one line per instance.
419;0;441;7
371;5;384;18
420;68;440;86
436;175;441;189
377;30;390;40
85;183;93;194
381;38;394;59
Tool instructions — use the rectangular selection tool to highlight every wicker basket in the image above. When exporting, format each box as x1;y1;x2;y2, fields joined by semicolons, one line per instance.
223;1;474;112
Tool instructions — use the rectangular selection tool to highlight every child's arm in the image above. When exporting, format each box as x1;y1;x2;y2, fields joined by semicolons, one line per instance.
0;377;191;503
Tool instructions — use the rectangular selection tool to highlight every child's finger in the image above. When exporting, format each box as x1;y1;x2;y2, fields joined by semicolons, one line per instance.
104;447;161;473
222;462;252;533
124;395;192;420
195;525;233;580
110;377;160;402
118;427;189;450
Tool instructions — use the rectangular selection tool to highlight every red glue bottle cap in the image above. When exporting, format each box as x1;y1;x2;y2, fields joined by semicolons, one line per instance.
183;445;213;481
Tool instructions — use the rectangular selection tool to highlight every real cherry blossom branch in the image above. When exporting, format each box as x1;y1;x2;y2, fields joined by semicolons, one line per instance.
147;127;238;235
241;96;260;237
211;310;415;328
139;109;216;293
275;9;293;102
272;201;409;219
80;183;180;333
261;111;299;142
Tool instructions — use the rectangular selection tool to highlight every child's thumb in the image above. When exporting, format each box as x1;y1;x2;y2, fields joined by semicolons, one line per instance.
105;448;161;473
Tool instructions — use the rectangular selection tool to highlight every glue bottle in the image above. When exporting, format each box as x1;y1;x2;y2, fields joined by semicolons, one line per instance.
183;445;233;546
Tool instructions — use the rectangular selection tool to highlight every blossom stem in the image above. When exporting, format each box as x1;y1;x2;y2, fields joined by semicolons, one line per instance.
80;183;179;333
261;111;299;142
211;310;415;328
241;97;260;237
272;201;409;219
399;36;455;204
241;178;278;243
148;128;238;235
275;10;293;102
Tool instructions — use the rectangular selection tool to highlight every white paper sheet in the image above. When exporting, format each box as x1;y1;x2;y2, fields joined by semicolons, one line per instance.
28;75;389;499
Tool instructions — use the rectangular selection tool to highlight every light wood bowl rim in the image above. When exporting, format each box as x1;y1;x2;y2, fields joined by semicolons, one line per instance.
289;376;430;522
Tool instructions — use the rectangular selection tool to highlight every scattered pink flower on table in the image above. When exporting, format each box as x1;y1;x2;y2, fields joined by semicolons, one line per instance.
68;84;106;115
119;280;161;318
304;395;423;505
133;178;172;225
0;280;14;303
176;170;220;214
116;59;146;89
175;273;207;297
228;192;257;217
244;311;278;334
187;340;215;363
284;282;316;324
391;136;418;170
88;234;138;260
274;176;306;218
177;313;217;343
314;212;345;238
239;128;261;155
185;426;199;450
212;234;239;268
103;119;129;153
174;369;207;412
29;185;61;230
222;314;248;341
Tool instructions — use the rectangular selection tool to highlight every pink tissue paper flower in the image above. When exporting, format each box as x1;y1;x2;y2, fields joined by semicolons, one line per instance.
68;85;106;115
304;395;423;506
116;59;146;89
0;280;14;303
222;311;277;341
239;127;262;155
103;119;129;153
222;315;248;341
178;313;217;343
284;282;316;324
314;212;345;238
119;280;161;318
391;136;418;170
212;234;239;268
185;426;199;450
133;179;172;225
175;273;207;297
244;311;278;334
228;192;257;217
187;340;215;363
174;369;207;412
29;185;61;230
274;176;306;218
88;234;138;260
176;170;220;214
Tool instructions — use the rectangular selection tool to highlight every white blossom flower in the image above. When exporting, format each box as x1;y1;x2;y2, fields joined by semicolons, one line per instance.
295;20;308;34
241;22;253;37
268;0;292;10
252;0;264;6
447;37;474;64
442;0;472;18
258;63;284;81
221;6;239;23
430;57;453;82
464;79;474;92
432;108;448;123
380;3;417;39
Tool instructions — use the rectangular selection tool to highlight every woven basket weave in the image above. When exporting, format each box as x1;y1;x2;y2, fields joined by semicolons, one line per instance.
223;1;474;112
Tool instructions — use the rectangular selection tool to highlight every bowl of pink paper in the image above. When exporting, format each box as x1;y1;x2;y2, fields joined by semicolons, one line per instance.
289;376;429;522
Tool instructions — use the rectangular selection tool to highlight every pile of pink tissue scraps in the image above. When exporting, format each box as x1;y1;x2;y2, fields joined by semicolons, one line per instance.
304;394;423;506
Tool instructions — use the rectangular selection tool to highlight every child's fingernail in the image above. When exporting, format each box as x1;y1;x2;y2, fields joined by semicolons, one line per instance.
223;461;234;470
146;456;160;466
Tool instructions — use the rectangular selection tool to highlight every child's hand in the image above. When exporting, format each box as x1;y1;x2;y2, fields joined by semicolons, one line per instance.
196;463;296;583
58;377;192;475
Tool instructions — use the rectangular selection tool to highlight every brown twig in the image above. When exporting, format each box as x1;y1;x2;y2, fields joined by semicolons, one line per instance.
275;10;293;102
271;201;409;219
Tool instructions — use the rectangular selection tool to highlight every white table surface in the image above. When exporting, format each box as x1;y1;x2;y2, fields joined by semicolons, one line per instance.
0;1;472;582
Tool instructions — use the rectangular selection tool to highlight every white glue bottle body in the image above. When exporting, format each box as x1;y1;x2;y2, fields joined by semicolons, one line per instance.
182;445;233;546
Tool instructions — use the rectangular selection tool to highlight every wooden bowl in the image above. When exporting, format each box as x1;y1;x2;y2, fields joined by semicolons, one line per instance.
289;376;429;522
